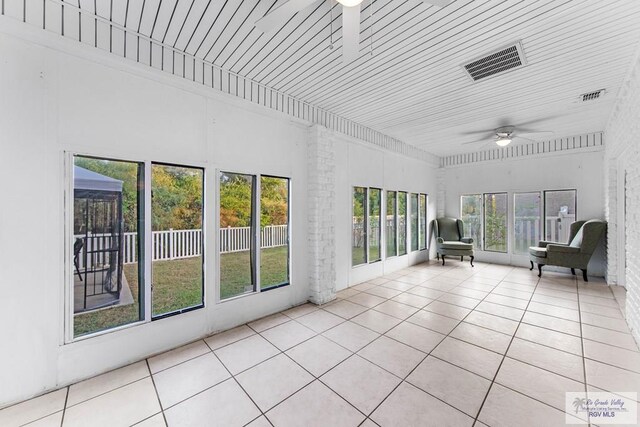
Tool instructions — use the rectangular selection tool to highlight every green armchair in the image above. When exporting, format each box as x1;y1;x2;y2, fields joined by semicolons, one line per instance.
433;218;475;266
529;220;606;282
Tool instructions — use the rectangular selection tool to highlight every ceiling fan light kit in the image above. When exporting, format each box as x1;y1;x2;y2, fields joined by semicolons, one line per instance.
495;138;512;147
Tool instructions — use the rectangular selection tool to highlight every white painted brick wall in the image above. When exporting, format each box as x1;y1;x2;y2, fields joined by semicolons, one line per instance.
436;168;446;218
604;45;640;341
307;125;337;305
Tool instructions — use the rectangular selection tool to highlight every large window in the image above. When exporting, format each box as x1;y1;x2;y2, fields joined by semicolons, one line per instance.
260;176;290;290
484;193;508;252
369;188;382;262
151;164;204;318
514;192;541;254
544;190;577;243
219;173;290;298
386;191;397;257
460;194;482;249
461;189;577;253
72;155;144;338
410;193;419;251
352;187;367;266
219;172;256;299
398;192;407;255
419;194;428;250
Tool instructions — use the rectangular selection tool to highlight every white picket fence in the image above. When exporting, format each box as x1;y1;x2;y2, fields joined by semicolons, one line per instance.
463;215;575;252
75;225;288;267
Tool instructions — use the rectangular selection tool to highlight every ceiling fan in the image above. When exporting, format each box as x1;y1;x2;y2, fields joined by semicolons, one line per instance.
254;0;454;63
462;119;555;148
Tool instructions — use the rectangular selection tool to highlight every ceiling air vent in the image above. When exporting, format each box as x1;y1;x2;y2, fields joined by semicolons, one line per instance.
462;41;527;82
579;89;606;102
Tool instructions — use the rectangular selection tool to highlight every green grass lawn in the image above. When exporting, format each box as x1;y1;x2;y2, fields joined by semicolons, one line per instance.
220;246;289;299
74;247;288;336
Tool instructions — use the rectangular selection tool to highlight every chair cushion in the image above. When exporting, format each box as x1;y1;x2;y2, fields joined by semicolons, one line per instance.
529;246;548;258
440;241;473;251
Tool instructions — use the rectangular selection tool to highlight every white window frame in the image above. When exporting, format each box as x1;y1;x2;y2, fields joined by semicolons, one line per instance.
64;152;207;343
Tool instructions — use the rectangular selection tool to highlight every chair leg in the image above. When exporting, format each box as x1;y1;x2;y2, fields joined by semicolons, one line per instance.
470;256;474;267
529;261;534;271
460;256;463;261
437;253;440;260
537;264;544;278
571;268;576;275
441;255;446;266
582;269;588;282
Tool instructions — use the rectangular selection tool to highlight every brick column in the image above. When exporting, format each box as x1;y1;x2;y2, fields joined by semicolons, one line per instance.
307;125;337;305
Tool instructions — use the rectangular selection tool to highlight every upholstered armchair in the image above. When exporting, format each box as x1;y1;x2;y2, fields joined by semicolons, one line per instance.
529;220;606;282
433;218;475;266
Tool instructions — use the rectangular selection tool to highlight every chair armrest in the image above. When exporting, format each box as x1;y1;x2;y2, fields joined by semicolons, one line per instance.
537;241;566;248
460;237;474;244
547;244;580;254
437;237;444;244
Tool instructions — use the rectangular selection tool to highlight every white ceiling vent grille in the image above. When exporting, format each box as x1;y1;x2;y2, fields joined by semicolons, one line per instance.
463;41;527;82
579;89;606;102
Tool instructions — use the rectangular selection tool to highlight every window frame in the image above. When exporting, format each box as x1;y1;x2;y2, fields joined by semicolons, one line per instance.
368;187;382;263
409;193;419;252
418;193;428;251
259;174;291;292
543;189;578;243
151;161;206;321
460;194;483;250
482;192;509;253
385;190;398;259
67;153;213;342
351;186;368;268
397;191;408;256
217;171;293;302
512;191;542;255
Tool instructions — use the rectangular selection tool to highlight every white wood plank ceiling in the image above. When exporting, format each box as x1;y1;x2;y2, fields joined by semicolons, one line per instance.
6;0;640;156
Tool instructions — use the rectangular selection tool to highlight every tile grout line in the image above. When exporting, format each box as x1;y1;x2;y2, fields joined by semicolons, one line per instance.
359;266;513;423
576;278;593;427
471;273;543;425
145;359;169;427
58;387;69;427
203;338;276;427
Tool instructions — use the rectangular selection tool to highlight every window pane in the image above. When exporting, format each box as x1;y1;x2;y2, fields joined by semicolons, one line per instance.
398;192;407;255
369;188;382;262
260;176;289;289
352;187;367;266
544;190;577;243
220;172;256;299
73;156;143;337
151;164;203;317
410;193;419;251
419;194;427;250
484;193;508;252
514;192;541;255
386;191;397;257
461;195;482;250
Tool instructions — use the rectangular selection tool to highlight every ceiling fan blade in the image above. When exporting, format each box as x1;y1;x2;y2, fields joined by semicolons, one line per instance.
341;4;361;63
255;0;317;33
459;129;496;136
462;138;494;145
517;129;554;135
513;135;540;143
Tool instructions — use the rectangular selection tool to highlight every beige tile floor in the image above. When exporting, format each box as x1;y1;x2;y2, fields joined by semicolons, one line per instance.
2;261;639;427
